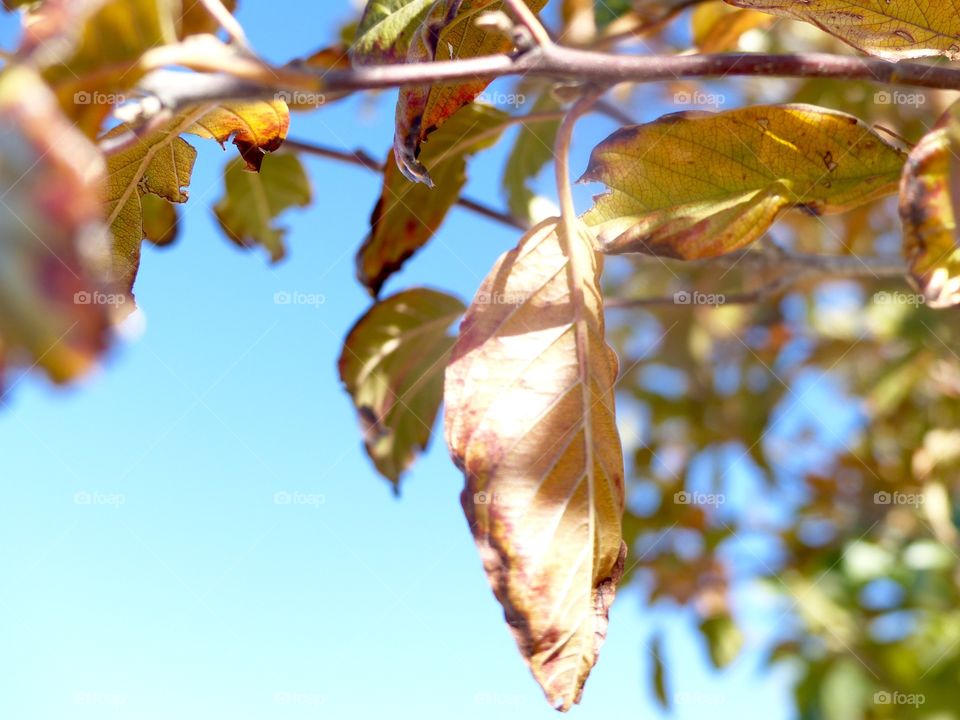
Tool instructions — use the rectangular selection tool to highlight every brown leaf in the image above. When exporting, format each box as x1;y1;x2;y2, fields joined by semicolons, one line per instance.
187;99;290;172
445;217;626;711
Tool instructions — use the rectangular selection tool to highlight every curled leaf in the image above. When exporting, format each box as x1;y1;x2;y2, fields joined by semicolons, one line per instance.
582;105;905;260
339;288;465;486
359;103;509;295
445;217;626;711
900;102;960;308
725;0;960;60
186;98;290;172
394;0;547;184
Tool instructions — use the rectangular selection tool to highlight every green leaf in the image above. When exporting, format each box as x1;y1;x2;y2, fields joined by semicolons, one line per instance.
394;0;547;184
359;103;509;296
582;105;906;260
501;91;561;221
726;0;960;60
899;101;960;308
214;152;311;262
651;633;670;710
699;615;744;669
338;288;465;486
351;0;434;66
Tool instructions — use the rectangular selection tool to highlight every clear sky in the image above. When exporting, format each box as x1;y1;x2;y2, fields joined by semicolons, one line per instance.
0;3;797;718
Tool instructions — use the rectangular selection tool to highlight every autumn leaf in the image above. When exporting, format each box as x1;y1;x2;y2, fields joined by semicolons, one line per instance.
351;0;434;66
725;0;960;60
359;103;509;296
339;288;465;486
394;0;547;184
692;2;772;52
444;217;626;711
582;105;906;260
0;67;113;383
186;98;290;172
502;91;562;221
214;152;311;261
900;102;960;308
178;0;237;37
141;194;180;248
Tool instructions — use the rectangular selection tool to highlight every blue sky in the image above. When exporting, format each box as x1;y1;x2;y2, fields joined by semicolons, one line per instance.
0;3;798;718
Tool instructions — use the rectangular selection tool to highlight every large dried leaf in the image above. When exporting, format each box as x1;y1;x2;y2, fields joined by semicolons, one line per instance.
339;288;465;486
582;105;906;260
444;217;626;711
213;152;311;261
359;103;509;296
725;0;960;60
351;0;434;66
394;0;547;184
0;67;113;383
900;102;960;308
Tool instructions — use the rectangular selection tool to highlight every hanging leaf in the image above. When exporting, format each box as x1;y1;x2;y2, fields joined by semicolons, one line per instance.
394;0;547;184
141;194;180;248
699;614;744;669
0;67;114;383
359;103;509;296
445;217;626;711
900;102;960;308
339;288;465;487
214;152;311;261
351;0;434;66
582;105;906;260
725;0;960;60
651;633;670;710
186;98;290;172
502;91;562;221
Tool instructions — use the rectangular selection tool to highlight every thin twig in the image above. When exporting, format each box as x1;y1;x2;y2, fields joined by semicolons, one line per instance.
500;0;553;47
284;138;527;232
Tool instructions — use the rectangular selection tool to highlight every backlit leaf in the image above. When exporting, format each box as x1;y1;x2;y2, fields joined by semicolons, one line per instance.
339;288;465;486
0;67;113;383
582;105;905;260
502;91;561;221
214;152;311;262
186;98;290;172
899;102;960;308
692;2;772;52
445;217;626;711
359;103;509;296
141;194;180;248
351;0;434;66
394;0;547;184
725;0;960;60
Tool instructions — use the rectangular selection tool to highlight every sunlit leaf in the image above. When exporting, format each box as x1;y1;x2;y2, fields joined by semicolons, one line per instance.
141;193;180;248
900;102;960;308
692;2;772;52
351;0;434;66
445;217;626;711
359;103;509;296
186;98;290;172
214;152;311;261
582;105;905;260
394;0;547;184
726;0;960;60
339;288;465;486
0;67;113;383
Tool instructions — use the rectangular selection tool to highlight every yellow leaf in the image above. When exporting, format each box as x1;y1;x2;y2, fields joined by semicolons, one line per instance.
186;98;290;172
394;0;547;184
900;102;960;308
725;0;960;60
582;105;906;260
692;2;772;52
445;217;626;711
